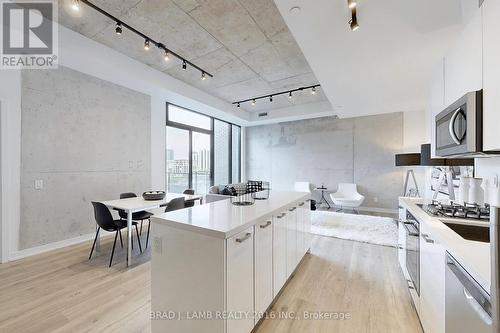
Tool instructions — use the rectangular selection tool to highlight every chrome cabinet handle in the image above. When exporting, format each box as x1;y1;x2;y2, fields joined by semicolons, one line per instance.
298;202;305;207
449;107;465;145
277;213;286;219
422;233;434;244
260;221;272;229
463;288;493;325
235;233;252;243
289;207;296;212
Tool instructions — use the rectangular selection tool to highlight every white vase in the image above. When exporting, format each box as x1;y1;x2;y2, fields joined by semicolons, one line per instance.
468;178;484;205
458;176;471;204
481;179;490;206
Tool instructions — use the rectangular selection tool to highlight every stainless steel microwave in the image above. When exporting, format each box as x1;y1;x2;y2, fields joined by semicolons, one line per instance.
435;90;483;157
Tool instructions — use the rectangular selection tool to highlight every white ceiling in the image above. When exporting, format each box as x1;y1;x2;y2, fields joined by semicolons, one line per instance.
274;0;475;118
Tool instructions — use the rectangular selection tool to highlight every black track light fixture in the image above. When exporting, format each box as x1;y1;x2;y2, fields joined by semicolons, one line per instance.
349;8;359;31
237;102;240;108
75;0;213;79
115;22;122;35
232;84;320;108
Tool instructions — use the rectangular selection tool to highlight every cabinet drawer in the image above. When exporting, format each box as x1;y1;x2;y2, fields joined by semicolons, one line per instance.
255;217;273;316
227;227;254;333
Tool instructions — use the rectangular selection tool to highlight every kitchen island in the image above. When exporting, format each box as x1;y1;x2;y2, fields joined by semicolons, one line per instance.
150;190;312;333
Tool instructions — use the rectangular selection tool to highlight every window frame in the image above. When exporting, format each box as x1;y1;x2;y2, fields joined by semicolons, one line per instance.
166;102;241;191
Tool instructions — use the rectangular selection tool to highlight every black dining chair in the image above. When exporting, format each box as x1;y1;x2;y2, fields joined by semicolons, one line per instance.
165;197;186;212
118;192;154;236
90;202;143;267
183;189;195;208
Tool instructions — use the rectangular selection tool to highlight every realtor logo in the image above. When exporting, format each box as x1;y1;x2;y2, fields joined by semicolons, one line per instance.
1;0;58;69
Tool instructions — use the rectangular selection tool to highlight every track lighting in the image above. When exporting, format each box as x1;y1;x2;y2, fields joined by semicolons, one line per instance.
71;0;80;11
349;8;359;31
232;84;320;108
115;22;122;35
348;0;357;9
73;0;213;79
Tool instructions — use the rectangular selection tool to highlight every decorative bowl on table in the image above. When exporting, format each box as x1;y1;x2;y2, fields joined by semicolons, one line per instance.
142;191;166;201
231;193;255;206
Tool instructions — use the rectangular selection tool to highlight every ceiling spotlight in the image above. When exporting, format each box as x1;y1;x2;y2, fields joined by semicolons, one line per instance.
201;72;206;80
71;0;80;11
182;60;187;70
350;9;359;31
311;86;317;95
252;99;256;106
237;102;240;108
164;50;170;61
288;92;293;99
144;39;150;51
115;22;122;35
270;96;273;102
347;0;357;9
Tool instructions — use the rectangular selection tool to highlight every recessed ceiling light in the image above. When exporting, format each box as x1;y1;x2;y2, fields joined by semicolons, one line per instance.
289;6;301;15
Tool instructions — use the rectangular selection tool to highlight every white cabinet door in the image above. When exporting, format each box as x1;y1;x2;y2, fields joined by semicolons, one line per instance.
296;202;305;260
420;222;446;333
254;217;273;316
227;227;255;333
444;8;482;106
303;201;312;252
482;1;500;151
273;212;287;297
286;207;297;278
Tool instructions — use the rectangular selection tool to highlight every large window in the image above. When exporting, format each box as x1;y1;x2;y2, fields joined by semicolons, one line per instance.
166;104;241;194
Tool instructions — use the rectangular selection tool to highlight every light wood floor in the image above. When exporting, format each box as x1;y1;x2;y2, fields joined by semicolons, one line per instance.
0;230;422;333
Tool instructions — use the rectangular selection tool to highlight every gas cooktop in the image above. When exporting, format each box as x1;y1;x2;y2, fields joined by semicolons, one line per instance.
417;200;490;221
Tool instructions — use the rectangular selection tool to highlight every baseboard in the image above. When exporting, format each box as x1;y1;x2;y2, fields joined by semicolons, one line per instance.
7;232;103;262
358;206;398;215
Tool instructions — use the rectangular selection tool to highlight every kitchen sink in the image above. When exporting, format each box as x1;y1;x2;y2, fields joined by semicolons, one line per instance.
441;221;490;243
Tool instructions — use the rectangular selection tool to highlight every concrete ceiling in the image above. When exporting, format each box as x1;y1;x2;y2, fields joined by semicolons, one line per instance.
58;0;329;113
274;0;474;118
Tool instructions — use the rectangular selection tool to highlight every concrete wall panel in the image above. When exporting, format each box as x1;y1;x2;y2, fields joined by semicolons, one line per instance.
20;66;151;250
246;114;404;210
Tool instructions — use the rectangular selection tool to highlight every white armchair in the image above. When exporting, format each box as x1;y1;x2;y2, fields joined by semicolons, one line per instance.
330;183;365;213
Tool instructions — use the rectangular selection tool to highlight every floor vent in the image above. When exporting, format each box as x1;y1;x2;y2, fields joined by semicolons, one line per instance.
258;112;268;117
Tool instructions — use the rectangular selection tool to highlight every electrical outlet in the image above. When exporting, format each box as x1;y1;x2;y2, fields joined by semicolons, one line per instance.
34;179;43;190
153;236;163;254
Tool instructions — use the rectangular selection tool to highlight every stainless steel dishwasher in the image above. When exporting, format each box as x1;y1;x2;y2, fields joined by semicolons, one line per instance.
445;252;493;333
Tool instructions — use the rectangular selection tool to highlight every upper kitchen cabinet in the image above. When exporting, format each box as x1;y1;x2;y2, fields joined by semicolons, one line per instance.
482;0;500;151
444;8;483;107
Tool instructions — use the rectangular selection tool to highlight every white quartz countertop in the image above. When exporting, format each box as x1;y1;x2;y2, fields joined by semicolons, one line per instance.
399;197;491;294
151;191;310;239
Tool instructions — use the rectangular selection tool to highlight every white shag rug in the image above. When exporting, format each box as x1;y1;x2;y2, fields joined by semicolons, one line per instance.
311;211;398;248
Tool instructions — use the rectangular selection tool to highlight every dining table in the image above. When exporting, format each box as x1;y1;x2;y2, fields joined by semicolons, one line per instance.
99;192;202;267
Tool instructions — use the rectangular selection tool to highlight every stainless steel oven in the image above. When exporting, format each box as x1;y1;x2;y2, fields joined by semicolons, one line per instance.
404;211;420;296
435;90;483;157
